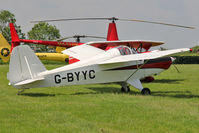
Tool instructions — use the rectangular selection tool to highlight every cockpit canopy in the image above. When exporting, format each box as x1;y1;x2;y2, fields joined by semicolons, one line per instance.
116;46;137;55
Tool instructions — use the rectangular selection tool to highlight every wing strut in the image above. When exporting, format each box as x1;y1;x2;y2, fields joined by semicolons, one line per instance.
125;60;150;90
126;60;149;82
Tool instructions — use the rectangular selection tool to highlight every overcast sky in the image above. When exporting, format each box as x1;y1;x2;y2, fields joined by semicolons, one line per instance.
1;0;199;49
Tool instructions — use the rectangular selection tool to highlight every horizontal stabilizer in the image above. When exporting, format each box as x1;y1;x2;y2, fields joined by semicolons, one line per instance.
14;77;44;86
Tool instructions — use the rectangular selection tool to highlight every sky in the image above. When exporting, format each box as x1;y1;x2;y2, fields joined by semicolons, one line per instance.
1;0;199;49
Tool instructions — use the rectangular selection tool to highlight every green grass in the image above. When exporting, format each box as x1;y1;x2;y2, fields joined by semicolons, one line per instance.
0;64;199;133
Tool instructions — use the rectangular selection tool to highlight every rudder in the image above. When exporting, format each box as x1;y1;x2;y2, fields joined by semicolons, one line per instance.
7;45;46;86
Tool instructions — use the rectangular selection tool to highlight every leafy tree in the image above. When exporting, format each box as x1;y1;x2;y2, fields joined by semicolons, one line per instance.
28;22;61;52
191;45;199;53
0;10;25;43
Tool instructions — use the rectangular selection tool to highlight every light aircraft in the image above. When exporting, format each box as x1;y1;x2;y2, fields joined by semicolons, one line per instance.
9;17;194;82
0;33;69;63
7;41;190;95
9;23;167;82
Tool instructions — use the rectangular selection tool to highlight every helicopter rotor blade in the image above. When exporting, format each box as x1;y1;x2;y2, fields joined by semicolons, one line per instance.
118;18;195;29
56;35;106;42
56;36;74;41
83;35;106;39
30;18;112;23
31;17;195;29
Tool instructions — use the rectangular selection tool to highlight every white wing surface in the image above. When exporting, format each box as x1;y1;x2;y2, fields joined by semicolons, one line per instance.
99;48;189;64
62;44;105;61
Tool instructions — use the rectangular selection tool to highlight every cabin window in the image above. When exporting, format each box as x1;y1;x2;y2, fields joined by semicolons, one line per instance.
117;46;132;55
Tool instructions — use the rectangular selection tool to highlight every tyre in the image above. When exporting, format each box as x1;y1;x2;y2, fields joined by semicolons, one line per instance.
141;88;151;95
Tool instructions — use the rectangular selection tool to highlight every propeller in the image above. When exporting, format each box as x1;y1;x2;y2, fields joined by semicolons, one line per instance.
31;17;195;29
56;35;106;42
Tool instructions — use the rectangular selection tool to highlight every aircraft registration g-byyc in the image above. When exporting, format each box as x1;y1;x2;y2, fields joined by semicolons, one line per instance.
7;40;190;95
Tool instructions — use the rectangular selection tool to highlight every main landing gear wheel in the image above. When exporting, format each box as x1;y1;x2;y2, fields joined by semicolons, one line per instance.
121;86;130;92
141;88;151;95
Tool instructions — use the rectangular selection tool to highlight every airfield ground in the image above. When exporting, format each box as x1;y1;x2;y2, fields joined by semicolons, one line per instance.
0;64;198;133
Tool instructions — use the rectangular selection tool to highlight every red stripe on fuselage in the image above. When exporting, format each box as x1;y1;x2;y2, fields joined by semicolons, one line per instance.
106;57;172;71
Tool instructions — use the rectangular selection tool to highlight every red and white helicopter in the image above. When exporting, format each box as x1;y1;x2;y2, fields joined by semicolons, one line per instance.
10;18;167;64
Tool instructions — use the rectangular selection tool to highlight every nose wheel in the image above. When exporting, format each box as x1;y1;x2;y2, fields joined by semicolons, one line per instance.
141;88;151;95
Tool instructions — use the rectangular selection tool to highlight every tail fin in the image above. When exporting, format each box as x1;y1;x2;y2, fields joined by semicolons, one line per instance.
9;23;20;51
7;45;46;87
106;22;119;41
0;33;11;62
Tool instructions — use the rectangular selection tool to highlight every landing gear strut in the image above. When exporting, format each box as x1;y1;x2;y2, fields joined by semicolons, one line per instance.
141;88;151;95
120;82;130;92
121;86;130;92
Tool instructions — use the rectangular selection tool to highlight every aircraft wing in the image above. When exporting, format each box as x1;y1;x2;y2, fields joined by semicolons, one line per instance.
86;40;164;50
99;48;189;64
62;44;105;61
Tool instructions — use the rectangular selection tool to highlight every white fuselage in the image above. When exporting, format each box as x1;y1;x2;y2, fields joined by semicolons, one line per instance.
15;48;165;89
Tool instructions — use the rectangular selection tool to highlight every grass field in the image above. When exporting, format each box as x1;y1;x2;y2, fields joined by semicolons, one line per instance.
0;64;199;133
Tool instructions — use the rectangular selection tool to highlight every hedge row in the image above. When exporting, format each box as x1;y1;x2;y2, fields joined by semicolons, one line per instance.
173;56;199;64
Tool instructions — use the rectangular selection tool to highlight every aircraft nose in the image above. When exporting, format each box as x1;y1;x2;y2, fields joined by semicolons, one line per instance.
170;57;176;62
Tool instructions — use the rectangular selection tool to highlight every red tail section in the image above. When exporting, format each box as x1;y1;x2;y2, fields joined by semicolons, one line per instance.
9;23;20;51
106;22;119;50
106;22;119;41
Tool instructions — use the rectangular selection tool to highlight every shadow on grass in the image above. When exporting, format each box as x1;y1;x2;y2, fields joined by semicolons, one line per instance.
151;79;184;84
151;91;199;99
73;86;199;99
20;93;56;97
19;82;198;99
72;86;140;96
